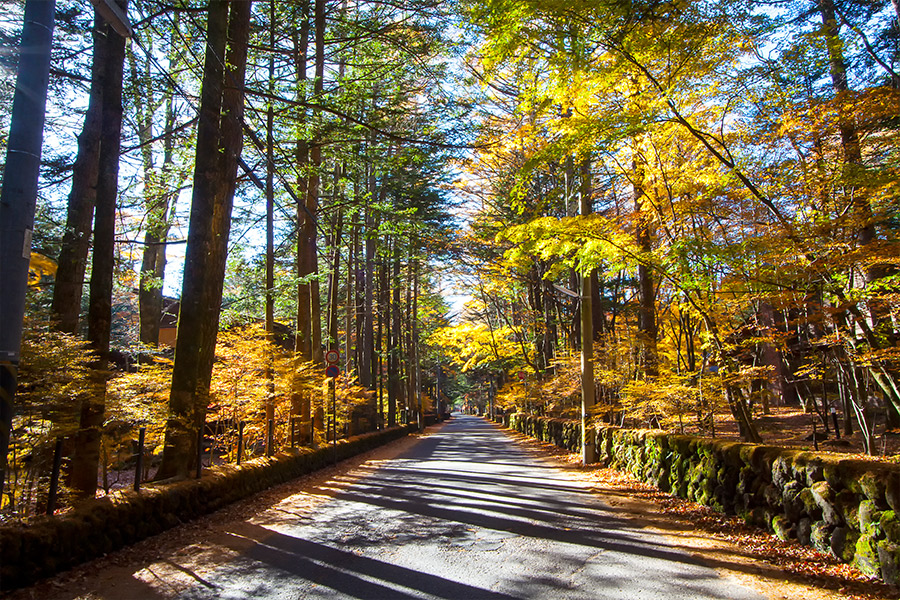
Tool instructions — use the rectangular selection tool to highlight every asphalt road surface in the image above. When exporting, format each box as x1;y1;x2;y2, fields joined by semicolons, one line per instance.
165;414;763;600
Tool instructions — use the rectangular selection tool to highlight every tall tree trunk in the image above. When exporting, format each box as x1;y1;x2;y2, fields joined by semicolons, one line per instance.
0;0;55;502
360;199;375;389
264;0;277;450
377;252;386;426
412;253;422;430
291;1;312;442
590;271;604;339
137;210;170;347
819;0;878;261
306;0;327;364
327;207;343;351
724;384;762;442
69;2;127;498
361;148;389;390
51;13;107;335
633;158;659;378
758;300;798;406
542;276;555;374
376;251;388;427
347;209;358;377
132;36;178;348
819;0;900;414
293;0;311;360
565;156;580;351
404;247;414;423
157;0;251;479
527;266;544;371
388;237;401;426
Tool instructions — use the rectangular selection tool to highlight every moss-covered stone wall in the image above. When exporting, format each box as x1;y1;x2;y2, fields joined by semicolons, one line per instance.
503;413;900;585
0;426;409;590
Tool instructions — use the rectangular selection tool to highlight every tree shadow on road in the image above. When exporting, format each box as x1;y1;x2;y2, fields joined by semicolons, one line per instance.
198;522;522;600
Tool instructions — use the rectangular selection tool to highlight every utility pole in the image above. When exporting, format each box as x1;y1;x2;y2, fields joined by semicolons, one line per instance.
435;363;441;417
0;0;56;501
579;156;596;466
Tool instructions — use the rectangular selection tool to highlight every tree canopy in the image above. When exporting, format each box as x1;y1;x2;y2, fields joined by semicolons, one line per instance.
0;0;898;515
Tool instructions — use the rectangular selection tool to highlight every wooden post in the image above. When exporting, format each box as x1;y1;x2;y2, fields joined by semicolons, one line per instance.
133;427;145;492
237;421;244;465
46;437;63;515
195;427;203;479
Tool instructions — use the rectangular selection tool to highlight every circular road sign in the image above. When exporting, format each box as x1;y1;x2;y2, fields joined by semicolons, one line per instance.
518;370;527;381
325;364;340;378
325;349;339;364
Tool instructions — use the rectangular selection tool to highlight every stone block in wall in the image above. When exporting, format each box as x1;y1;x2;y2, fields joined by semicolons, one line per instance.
830;526;859;563
881;510;900;544
744;506;769;529
716;440;746;471
799;487;823;521
666;435;692;463
741;444;778;482
763;483;782;510
811;520;834;553
797;517;812;545
736;491;752;515
772;455;793;490
652;466;670;493
811;481;843;527
877;540;900;585
855;534;883;578
595;426;613;461
836;489;860;531
823;459;874;497
736;465;753;497
798;454;826;486
718;464;737;494
772;514;794;541
860;499;884;536
860;471;890;508
708;486;726;513
782;481;804;521
700;455;718;486
886;474;900;513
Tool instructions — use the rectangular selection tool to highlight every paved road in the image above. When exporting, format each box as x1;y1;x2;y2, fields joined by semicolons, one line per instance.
170;415;762;600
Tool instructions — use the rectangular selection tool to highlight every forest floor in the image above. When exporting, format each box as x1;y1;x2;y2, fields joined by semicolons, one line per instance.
673;405;899;460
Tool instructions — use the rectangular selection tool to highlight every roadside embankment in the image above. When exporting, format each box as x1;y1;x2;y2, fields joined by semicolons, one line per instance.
0;425;412;590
